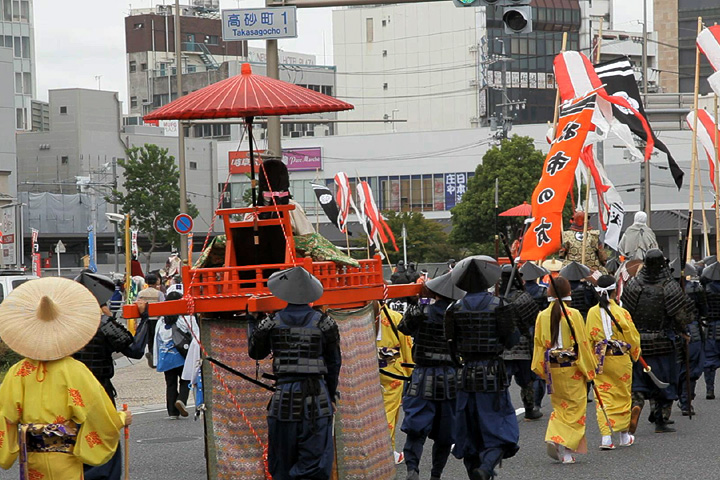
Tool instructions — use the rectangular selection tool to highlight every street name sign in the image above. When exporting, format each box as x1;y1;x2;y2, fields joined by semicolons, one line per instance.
221;7;298;41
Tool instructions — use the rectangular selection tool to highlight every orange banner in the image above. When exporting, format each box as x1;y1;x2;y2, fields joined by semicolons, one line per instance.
520;95;597;261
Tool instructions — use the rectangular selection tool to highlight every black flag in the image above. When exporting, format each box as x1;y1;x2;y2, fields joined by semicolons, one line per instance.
595;56;684;189
311;183;345;233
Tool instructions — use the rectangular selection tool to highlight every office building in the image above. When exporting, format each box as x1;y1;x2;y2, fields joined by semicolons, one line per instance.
332;1;658;134
0;0;35;130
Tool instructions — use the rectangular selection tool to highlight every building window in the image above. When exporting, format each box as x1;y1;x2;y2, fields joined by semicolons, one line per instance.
22;72;30;94
14;72;21;93
141;63;147;71
383;83;388;90
189;161;198;170
187;64;196;73
59;106;67;114
130;96;138;108
382;50;387;57
321;85;332;96
366;18;373;43
2;0;9;22
61;156;68;165
13;36;20;57
205;35;219;45
133;22;144;29
11;0;18;20
19;0;27;21
129;61;136;73
382;19;386;27
21;36;29;59
15;107;23;129
3;36;10;49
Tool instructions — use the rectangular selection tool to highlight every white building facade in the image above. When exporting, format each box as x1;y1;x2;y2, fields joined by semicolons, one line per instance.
0;0;35;130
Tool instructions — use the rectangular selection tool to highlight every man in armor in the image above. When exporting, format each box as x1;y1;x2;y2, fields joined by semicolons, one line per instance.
399;272;464;480
519;262;551;413
444;256;520;480
73;271;135;480
559;211;607;273
702;263;720;399
669;260;705;416
248;267;342;480
559;261;597;320
498;265;542;421
622;249;687;434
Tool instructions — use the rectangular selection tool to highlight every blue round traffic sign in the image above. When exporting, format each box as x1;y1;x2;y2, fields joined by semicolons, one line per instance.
174;214;194;235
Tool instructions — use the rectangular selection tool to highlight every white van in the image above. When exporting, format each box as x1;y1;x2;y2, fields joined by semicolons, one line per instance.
0;271;39;302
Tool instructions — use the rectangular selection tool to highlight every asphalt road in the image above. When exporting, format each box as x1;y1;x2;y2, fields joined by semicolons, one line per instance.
2;381;720;479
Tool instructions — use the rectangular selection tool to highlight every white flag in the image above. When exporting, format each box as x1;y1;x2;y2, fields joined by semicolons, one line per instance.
604;203;624;251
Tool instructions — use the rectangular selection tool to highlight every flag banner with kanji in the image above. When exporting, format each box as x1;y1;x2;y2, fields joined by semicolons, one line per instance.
686;109;719;189
520;94;597;261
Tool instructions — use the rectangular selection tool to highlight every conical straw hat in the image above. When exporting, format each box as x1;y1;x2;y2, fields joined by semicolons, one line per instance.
0;277;101;361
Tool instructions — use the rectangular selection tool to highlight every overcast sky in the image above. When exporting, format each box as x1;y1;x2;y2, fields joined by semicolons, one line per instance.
33;0;333;109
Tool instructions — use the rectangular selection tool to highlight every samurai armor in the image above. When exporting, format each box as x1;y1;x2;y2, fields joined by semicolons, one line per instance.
451;309;504;356
458;359;508;393
639;331;675;356
405;365;458;401
413;318;454;367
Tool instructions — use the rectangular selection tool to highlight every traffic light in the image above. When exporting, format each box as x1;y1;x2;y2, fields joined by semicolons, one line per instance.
452;0;533;35
503;1;532;34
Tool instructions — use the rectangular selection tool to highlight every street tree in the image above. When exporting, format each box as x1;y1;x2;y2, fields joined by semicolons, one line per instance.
450;135;545;254
382;211;459;264
110;144;199;270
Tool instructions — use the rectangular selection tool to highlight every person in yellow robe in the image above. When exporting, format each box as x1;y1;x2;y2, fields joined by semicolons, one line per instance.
531;276;597;464
586;274;641;450
0;277;131;479
376;301;413;464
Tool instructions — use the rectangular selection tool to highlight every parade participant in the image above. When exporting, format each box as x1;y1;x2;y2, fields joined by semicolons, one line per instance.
407;262;421;283
0;277;131;478
670;260;704;417
144;291;200;419
258;159;315;235
73;271;135;480
248;267;341;480
540;259;563;287
444;256;520;480
618;211;658;260
442;259;456;275
560;261;598;320
703;263;720;399
399;273;464;480
621;249;686;434
559;211;607;273
519;262;551;412
376;300;413;464
531;276;596;464
139;272;164;367
391;260;410;284
586;275;641;449
498;265;543;421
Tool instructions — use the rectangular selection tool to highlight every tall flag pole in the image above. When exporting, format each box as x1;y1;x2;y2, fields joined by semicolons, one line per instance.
686;17;704;262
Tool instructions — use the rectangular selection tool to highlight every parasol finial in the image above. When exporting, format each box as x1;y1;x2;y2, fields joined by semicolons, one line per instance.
241;63;252;75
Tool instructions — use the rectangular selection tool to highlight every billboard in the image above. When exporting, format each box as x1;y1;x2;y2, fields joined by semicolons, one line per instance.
228;148;322;174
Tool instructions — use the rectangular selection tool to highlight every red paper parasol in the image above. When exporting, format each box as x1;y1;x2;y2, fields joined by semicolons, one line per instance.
143;63;354;210
499;201;532;217
144;63;353;121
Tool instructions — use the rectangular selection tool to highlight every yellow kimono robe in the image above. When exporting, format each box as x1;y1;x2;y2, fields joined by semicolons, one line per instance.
0;357;127;479
377;307;413;451
586;301;641;435
532;302;597;452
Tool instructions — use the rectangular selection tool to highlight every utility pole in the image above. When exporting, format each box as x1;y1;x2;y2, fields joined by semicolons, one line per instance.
266;0;282;159
112;157;119;273
642;0;651;226
175;0;189;261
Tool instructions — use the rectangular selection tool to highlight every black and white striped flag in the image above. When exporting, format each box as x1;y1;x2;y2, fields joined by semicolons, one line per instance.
595;56;684;189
